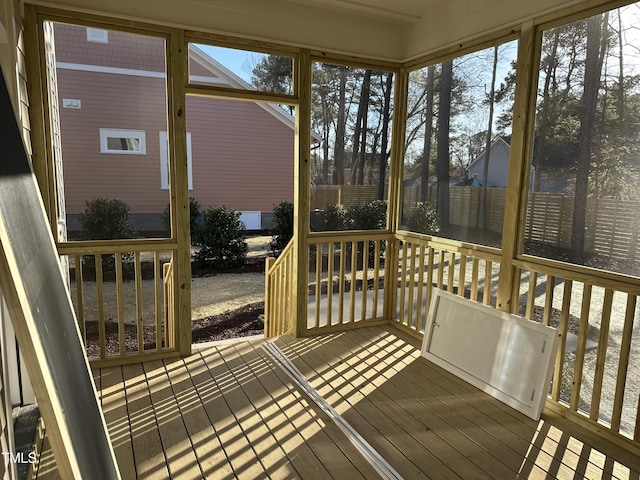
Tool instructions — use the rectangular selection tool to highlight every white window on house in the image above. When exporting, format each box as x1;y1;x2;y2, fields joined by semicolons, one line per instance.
159;131;193;190
99;129;146;154
86;28;109;43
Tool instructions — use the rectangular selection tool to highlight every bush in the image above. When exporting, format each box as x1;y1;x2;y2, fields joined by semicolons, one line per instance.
192;205;248;268
324;203;348;231
162;197;202;242
269;201;294;257
406;202;440;234
79;198;137;241
79;198;137;272
346;200;387;230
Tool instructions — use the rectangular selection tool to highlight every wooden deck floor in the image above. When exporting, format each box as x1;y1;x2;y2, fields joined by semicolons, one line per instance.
34;325;639;479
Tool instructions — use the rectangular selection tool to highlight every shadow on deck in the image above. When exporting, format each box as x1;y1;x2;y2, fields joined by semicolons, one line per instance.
34;325;639;479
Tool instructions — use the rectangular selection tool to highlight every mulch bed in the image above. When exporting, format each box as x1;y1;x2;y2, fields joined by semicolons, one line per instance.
84;302;265;359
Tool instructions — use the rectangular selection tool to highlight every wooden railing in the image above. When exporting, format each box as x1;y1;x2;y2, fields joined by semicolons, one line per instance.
306;231;392;334
393;232;502;337
264;239;294;337
57;240;180;366
512;257;640;458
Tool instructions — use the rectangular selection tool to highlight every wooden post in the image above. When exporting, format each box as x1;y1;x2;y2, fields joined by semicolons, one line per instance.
167;29;192;354
293;50;311;337
497;21;537;313
384;67;408;323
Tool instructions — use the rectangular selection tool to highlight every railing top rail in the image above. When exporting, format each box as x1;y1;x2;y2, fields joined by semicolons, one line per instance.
514;256;640;295
395;231;502;262
57;239;178;255
308;230;392;242
266;238;294;274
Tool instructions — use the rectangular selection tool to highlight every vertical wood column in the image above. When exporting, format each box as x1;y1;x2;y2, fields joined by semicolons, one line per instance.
293;50;312;337
384;68;408;323
167;29;192;354
497;21;538;313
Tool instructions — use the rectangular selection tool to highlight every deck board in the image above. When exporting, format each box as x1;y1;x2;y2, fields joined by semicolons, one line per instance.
35;325;640;479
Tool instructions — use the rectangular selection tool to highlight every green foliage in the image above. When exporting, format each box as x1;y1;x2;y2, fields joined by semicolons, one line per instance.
406;202;440;234
257;314;265;328
346;200;387;230
192;205;248;268
79;198;137;241
162;197;203;242
269;201;294;257
79;198;137;271
324;203;348;231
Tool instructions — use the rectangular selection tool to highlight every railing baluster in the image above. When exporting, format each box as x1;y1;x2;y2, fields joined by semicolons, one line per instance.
470;257;479;301
154;252;162;352
349;241;357;323
590;288;614;421
447;252;455;293
407;242;416;329
135;252;143;353
339;241;345;324
525;271;538;319
543;275;555;326
483;260;492;305
372;240;379;319
571;283;592;411
361;240;369;321
552;280;573;401
75;254;85;341
327;242;334;325
436;250;445;290
458;254;467;298
115;253;125;356
415;245;426;332
611;294;637;432
96;254;105;360
426;247;435;313
315;245;322;329
399;242;408;326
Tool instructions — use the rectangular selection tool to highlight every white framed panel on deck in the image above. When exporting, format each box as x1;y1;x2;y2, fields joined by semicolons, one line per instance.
421;288;559;420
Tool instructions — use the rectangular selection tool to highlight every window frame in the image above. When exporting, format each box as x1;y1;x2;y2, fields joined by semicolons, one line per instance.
99;128;147;155
159;131;192;190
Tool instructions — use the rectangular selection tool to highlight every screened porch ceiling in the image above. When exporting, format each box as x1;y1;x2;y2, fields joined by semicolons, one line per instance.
30;0;583;61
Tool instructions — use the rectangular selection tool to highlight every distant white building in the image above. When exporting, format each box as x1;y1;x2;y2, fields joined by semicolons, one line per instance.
467;136;535;189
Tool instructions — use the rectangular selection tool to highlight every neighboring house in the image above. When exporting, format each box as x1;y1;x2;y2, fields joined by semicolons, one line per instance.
55;24;298;233
467;136;526;188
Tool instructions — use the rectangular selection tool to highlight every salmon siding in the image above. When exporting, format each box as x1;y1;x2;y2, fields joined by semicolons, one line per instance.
55;23;294;233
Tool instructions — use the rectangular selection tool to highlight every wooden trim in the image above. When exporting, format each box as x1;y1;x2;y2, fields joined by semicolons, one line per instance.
611;294;637;432
305;318;389;336
310;52;400;72
403;27;520;71
88;350;181;369
186;84;298;105
308;230;391;242
533;0;636;31
23;5;51;224
395;231;502;261
496;20;537;313
293;49;312;337
185;30;302;55
167;28;192;355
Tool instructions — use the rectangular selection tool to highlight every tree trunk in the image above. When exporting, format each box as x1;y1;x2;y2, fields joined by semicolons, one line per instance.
421;65;435;202
534;29;561;193
350;70;371;185
480;46;498;230
378;73;393;200
333;67;347;185
571;14;604;263
437;60;453;227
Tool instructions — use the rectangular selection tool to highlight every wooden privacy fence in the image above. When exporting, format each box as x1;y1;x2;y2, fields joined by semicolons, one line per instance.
57;240;179;366
310;185;379;210
404;185;640;263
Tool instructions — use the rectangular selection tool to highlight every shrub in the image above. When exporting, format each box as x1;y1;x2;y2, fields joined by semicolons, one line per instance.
346;199;387;230
269;201;294;257
79;198;137;241
162;197;202;242
78;198;137;272
406;202;440;234
192;205;248;268
324;203;348;231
